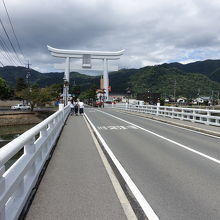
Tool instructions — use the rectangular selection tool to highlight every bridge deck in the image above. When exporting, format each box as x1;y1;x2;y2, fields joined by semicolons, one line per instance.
26;114;127;220
25;107;220;220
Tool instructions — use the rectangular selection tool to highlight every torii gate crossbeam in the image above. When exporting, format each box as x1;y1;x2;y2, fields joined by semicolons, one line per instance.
47;45;124;105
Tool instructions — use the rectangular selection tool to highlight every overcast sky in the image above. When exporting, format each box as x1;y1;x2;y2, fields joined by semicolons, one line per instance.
1;0;220;74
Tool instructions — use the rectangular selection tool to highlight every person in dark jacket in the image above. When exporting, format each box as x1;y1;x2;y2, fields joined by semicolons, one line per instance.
74;101;79;115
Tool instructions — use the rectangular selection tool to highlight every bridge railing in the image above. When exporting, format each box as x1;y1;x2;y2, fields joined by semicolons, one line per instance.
0;104;70;220
114;103;220;127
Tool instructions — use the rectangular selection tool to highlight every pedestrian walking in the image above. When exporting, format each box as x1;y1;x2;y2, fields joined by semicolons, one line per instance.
70;102;75;115
74;101;79;115
78;100;84;115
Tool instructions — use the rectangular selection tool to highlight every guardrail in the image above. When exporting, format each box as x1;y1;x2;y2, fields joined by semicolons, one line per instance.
114;103;220;127
0;104;70;220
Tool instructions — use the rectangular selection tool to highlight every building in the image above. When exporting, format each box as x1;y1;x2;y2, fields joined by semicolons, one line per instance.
137;92;161;105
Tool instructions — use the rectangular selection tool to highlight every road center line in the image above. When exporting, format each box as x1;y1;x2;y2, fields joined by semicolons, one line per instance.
97;109;220;165
84;113;160;220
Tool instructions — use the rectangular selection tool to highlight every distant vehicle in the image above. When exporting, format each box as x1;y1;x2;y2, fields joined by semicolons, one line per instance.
105;100;112;104
11;103;31;110
177;98;186;103
95;101;103;107
130;100;144;106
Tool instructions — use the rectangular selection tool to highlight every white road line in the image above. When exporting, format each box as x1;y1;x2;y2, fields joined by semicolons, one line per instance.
84;113;160;220
97;110;220;165
97;125;139;130
118;110;220;140
84;115;137;220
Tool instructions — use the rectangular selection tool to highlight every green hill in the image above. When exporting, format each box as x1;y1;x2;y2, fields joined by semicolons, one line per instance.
0;66;43;87
0;66;100;91
1;59;220;99
127;65;220;98
166;59;220;82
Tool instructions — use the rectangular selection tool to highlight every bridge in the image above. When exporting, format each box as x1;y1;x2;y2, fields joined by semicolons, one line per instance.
0;103;220;219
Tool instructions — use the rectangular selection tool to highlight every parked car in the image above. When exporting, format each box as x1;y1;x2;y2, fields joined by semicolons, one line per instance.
11;103;31;110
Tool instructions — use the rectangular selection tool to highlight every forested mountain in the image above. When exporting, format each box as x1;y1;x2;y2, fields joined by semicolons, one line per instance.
125;65;220;98
164;59;220;83
0;66;100;91
1;59;220;99
108;59;220;98
0;66;42;87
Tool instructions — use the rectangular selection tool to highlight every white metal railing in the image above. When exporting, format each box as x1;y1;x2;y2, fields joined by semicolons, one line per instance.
0;104;70;220
113;103;220;127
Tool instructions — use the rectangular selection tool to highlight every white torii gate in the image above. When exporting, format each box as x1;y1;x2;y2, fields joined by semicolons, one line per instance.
47;45;124;105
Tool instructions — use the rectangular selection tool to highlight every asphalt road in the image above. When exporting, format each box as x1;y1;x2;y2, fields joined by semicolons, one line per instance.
85;107;220;220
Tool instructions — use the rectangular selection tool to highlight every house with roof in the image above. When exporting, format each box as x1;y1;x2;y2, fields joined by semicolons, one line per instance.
193;97;211;104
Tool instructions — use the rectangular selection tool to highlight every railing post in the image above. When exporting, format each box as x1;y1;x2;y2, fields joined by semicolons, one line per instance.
171;107;175;118
24;137;36;155
156;102;160;116
0;201;5;220
206;110;211;125
48;120;55;147
192;110;196;122
40;127;49;155
59;103;64;122
0;165;5;196
59;103;64;111
0;165;6;220
23;137;36;189
180;108;184;120
126;102;128;110
207;110;211;117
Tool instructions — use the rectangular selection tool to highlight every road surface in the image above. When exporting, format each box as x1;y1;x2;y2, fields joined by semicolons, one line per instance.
85;107;220;220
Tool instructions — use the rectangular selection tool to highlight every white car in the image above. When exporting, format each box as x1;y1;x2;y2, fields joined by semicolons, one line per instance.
11;104;31;110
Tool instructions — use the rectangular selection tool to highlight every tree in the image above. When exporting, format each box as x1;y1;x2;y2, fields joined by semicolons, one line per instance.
16;77;27;92
16;86;53;111
49;83;63;99
70;85;81;98
0;77;12;100
79;84;97;101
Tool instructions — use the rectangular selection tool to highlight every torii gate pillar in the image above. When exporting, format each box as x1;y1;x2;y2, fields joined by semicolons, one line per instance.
103;58;109;99
47;46;124;104
63;57;70;105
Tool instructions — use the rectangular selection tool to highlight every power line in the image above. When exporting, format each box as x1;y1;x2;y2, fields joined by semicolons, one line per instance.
0;47;10;64
0;60;4;66
0;34;18;65
2;0;24;63
0;33;18;65
0;17;23;65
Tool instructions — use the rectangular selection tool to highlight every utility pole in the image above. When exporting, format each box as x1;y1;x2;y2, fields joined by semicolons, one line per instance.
173;80;177;103
26;61;31;106
211;90;214;106
26;60;31;88
197;88;200;97
218;91;220;104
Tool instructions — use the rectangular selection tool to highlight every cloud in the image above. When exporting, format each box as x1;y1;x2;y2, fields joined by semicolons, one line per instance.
0;0;220;73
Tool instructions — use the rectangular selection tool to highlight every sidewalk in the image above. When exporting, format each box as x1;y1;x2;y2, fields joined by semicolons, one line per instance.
115;109;220;137
26;115;127;220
